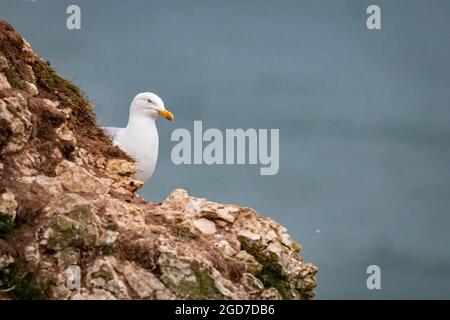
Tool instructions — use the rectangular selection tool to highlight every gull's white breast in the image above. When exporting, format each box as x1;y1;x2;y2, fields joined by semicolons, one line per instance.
112;123;159;183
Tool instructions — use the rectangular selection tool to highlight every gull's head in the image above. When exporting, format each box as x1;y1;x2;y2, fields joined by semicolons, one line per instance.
130;92;174;121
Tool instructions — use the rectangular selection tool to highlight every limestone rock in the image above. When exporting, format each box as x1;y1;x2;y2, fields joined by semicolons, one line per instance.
55;248;80;269
24;243;40;266
22;175;64;196
0;72;11;90
0;92;32;155
0;55;8;70
122;262;165;298
58;165;107;194
0;190;17;221
43;194;99;250
49;285;71;300
86;257;129;299
0;253;14;269
71;288;117;300
99;230;119;247
23;81;38;95
192;218;217;235
106;159;136;177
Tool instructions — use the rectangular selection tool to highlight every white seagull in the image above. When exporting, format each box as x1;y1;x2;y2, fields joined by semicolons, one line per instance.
105;92;174;183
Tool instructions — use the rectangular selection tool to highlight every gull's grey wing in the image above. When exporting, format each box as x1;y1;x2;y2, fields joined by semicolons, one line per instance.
104;127;122;140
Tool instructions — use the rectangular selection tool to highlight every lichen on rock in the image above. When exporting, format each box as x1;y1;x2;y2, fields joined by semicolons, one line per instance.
43;193;100;250
0;20;317;300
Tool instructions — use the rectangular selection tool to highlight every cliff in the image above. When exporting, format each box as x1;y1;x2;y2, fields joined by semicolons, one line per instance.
0;21;317;300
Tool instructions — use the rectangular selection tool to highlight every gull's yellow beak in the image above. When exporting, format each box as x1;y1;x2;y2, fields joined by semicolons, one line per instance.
157;109;174;121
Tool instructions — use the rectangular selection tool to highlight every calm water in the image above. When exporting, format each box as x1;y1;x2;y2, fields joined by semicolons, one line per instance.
2;0;450;298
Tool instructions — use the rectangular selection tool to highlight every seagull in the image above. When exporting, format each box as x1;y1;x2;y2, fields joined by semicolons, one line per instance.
104;92;174;183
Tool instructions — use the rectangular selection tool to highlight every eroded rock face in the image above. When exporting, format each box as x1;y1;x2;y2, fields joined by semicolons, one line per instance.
0;20;317;300
0;92;32;155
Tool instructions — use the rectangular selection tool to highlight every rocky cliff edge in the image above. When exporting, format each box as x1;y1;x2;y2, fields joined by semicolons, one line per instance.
0;21;317;300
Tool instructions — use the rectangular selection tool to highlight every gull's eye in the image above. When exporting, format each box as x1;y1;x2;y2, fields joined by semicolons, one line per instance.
147;99;153;104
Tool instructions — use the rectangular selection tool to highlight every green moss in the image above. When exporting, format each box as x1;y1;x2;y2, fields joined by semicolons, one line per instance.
97;243;114;255
47;210;99;250
191;262;222;298
174;262;223;299
167;224;198;240
3;67;23;89
239;239;298;300
106;223;118;231
31;59;91;116
0;263;43;300
91;264;114;282
0;214;14;237
55;248;79;268
256;267;292;300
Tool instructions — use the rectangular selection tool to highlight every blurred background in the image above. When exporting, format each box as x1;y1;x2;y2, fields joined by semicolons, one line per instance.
1;0;449;299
